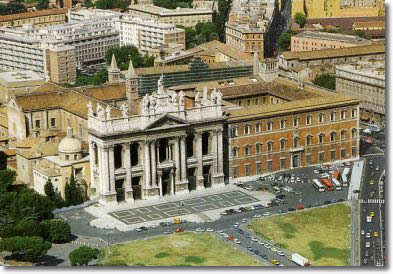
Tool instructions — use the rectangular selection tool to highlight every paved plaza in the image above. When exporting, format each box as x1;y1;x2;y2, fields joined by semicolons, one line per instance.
108;190;260;225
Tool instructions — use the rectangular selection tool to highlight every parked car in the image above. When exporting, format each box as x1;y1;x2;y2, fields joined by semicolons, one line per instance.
296;204;304;210
195;228;205;232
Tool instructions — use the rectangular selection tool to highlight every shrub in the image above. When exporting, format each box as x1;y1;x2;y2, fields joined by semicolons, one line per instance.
42;219;71;243
69;246;100;266
0;236;51;262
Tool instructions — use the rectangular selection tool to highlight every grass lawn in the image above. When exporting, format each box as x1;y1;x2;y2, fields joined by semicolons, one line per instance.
98;232;264;266
248;204;351;266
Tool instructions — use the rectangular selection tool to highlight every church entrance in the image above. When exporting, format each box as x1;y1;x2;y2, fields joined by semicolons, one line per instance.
162;170;171;196
132;177;142;200
187;168;197;191
203;165;212;188
115;179;125;202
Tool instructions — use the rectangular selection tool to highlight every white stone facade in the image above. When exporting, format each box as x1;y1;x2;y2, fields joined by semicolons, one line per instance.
88;76;226;205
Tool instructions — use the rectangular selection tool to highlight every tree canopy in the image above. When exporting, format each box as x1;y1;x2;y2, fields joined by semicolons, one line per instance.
294;12;307;28
0;1;26;16
153;0;192;9
313;74;336;90
105;45;154;70
69;246;100;266
0;236;52;262
64;174;84;207
277;30;296;51
178;22;219;49
95;0;130;10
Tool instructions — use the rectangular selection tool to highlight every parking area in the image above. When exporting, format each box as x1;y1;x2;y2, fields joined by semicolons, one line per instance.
108;190;260;225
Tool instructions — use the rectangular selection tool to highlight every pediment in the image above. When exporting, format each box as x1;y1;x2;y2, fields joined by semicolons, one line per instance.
145;114;190;130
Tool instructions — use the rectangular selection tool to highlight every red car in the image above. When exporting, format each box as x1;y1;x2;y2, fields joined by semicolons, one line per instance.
176;228;184;233
228;236;235;241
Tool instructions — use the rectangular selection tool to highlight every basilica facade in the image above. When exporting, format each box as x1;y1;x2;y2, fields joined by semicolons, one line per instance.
87;74;226;204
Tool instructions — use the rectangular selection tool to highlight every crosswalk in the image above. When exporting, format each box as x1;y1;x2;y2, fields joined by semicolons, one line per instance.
360;199;385;204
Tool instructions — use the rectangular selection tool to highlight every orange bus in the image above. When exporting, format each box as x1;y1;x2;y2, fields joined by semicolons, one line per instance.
321;178;334;191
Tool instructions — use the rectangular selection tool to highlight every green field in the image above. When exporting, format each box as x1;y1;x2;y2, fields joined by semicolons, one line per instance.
248;204;351;266
98;232;264;266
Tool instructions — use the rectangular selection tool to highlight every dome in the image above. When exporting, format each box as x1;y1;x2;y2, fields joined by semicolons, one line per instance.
58;126;82;154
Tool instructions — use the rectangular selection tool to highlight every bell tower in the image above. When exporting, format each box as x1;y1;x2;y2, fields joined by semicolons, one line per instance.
108;54;120;84
126;59;139;114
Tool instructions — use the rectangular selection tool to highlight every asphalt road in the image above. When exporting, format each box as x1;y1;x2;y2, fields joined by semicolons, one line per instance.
359;155;385;267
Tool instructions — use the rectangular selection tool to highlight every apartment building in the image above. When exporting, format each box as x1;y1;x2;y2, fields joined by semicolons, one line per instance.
29;18;120;68
0;8;67;28
116;16;185;52
0;27;76;84
291;31;372;52
336;60;385;124
128;4;213;28
225;23;265;56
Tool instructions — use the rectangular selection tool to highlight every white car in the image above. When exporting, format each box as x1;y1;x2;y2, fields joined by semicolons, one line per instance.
263;212;271;216
251;237;258;242
234;222;240;227
222;233;229;238
314;170;320;174
365;242;371;248
271;248;278;252
361;230;365;235
135;227;142;232
220;211;227;215
196;228;205;232
206;228;214;232
376;166;380;171
253;214;261;218
366;232;371;238
264;244;271;249
150;224;159;229
234;239;241;244
257;240;264;245
217;230;223;234
241;219;247;223
319;173;330;178
277;251;285;256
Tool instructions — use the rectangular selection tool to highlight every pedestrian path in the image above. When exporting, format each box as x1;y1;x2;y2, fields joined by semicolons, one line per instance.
360;199;385;204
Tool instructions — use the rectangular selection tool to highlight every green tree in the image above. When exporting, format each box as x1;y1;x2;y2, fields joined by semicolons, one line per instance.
36;0;49;10
153;0;192;9
82;0;95;8
44;178;55;201
0;169;16;193
294;12;307;28
69;246;100;266
277;30;296;51
313;74;336;90
105;45;154;70
0;236;52;262
355;30;371;40
42;219;71;243
10;188;54;222
65;175;84;206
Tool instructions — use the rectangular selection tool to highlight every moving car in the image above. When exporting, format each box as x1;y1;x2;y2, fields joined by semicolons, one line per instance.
374;231;379;237
206;228;214;232
195;228;205;232
365;242;370;248
370;211;375;217
272;259;280;266
370;180;374;186
366;232;371;238
234;239;241;244
263;212;271;216
175;228;184;233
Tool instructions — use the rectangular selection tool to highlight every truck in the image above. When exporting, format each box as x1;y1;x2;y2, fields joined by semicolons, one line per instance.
320;178;334;191
291;253;310;266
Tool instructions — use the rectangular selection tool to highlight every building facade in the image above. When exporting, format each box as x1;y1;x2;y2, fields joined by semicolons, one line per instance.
88;75;225;204
290;31;372;52
0;8;67;28
225;23;265;56
128;4;213;28
227;90;360;180
336;60;385;124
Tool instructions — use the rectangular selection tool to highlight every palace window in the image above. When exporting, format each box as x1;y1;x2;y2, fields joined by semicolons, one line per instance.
280;120;286;129
293;117;299;127
293;137;300;148
244;145;251;156
267;160;273;172
231;127;239;137
306;115;312;125
233;167;238;178
255;123;261;133
232;147;239;157
341;110;346;120
35;119;41;129
341;130;346;140
255;143;262;154
330;131;337;142
351;108;357;118
330;112;336;121
267;121;273;131
267;141;274;152
245;164;251;176
256;163;262;174
280;158;286;170
50;118;56;127
351;128;357;139
244;124;251;135
318;113;324;123
280;139;286;150
306;135;312;146
319;134;325;144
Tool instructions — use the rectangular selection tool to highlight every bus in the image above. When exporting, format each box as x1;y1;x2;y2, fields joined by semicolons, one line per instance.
332;178;342;191
342;168;350;186
321;178;334;191
312;179;325;192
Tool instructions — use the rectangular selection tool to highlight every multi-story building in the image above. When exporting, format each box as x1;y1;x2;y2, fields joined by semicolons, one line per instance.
225;23;265;56
291;0;385;18
128;4;213;28
116;16;185;52
0;8;67;28
0;27;76;84
87;75;225;204
336;60;385;125
279;44;385;79
29;18;120;68
291;31;372;52
225;80;360;180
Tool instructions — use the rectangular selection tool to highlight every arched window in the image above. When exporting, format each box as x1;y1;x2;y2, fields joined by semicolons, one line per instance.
244;145;251;156
341;129;346;140
306;135;312;146
255;143;262;154
351;128;357;139
319;133;325;144
330;131;337;142
267;141;274;152
232;147;239;157
293;137;300;148
280;139;286;150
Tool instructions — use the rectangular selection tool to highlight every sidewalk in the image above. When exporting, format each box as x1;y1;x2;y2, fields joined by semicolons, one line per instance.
347;159;364;201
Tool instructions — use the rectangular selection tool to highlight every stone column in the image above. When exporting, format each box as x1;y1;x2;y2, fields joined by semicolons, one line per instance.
124;142;133;202
150;141;157;187
108;145;115;192
158;170;163;197
180;136;187;182
214;128;225;187
195;131;204;190
170;169;175;195
143;141;151;199
174;137;181;183
89;141;96;167
101;146;110;193
212;130;218;175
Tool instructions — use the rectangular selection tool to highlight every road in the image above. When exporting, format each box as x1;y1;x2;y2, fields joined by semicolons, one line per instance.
358;155;385;266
